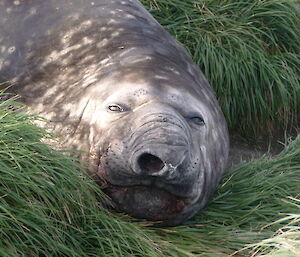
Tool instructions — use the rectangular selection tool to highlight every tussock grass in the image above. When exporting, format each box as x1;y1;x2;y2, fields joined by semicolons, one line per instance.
151;133;300;256
142;0;300;136
1;93;299;256
249;199;300;257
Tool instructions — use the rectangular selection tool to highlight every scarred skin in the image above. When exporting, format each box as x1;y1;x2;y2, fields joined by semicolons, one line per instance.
0;0;229;226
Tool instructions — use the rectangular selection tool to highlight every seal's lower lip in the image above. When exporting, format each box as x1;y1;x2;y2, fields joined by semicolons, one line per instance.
102;183;190;222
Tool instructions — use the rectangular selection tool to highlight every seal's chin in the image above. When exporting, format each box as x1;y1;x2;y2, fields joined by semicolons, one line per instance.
103;184;189;223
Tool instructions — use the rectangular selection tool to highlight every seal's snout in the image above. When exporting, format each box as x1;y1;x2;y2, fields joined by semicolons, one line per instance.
132;146;187;178
137;153;165;174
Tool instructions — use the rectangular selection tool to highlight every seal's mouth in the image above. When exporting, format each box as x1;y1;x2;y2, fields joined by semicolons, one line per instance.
102;183;190;222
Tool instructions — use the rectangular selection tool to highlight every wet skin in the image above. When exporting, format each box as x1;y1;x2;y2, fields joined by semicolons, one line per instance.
0;0;229;225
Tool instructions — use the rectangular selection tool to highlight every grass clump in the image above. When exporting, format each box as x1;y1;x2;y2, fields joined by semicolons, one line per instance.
249;199;300;257
0;94;162;257
152;135;300;256
142;0;300;136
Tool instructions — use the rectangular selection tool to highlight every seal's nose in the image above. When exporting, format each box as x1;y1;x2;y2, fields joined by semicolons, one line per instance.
137;153;165;174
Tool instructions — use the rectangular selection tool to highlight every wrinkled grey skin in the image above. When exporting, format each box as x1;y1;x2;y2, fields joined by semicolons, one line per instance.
0;0;229;226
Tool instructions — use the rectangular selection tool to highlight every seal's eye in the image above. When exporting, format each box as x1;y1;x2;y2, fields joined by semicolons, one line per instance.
107;104;125;112
190;116;205;126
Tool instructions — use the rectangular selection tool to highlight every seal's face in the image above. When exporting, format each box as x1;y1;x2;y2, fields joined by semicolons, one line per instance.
84;74;227;226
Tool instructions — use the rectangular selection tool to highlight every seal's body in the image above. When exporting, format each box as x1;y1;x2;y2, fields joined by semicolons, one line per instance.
0;0;229;225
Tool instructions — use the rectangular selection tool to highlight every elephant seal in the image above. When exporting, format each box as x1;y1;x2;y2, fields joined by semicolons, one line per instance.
0;0;229;226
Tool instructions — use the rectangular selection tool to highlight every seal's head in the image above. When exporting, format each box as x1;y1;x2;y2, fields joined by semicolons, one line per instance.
0;0;229;226
84;67;229;226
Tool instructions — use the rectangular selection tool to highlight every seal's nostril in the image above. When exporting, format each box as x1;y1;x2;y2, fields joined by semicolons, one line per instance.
137;153;165;174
